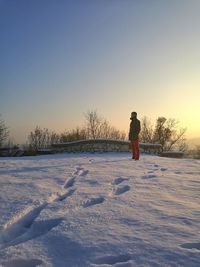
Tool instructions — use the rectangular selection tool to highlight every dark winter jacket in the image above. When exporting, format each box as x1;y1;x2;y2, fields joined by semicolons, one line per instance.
129;118;141;141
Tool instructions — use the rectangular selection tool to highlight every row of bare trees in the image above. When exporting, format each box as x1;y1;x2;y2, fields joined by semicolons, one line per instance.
140;116;187;151
0;111;189;153
28;110;126;150
84;110;126;140
28;127;60;150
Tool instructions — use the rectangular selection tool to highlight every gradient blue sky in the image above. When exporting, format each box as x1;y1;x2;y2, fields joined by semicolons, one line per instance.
1;0;200;144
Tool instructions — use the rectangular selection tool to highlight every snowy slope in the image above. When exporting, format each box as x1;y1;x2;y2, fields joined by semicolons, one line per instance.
0;153;199;267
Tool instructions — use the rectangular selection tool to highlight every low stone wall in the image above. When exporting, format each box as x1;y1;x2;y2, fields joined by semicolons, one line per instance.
0;146;22;157
160;151;184;158
0;140;163;157
51;139;162;154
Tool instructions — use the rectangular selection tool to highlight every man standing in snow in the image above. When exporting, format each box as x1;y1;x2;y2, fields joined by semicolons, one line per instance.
129;112;141;160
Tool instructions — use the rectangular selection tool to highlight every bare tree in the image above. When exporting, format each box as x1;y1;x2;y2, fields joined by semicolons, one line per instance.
153;117;187;151
153;117;170;149
46;130;60;146
140;116;154;143
84;110;103;139
84;110;126;140
0;115;9;147
100;121;126;140
28;126;60;150
60;127;87;142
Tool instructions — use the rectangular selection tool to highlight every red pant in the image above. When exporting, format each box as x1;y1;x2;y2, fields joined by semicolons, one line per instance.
131;140;140;160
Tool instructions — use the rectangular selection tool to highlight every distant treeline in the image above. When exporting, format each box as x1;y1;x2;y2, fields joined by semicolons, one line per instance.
1;110;196;155
28;110;126;151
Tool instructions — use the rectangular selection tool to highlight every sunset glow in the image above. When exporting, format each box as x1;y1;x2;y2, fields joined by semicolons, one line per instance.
1;1;200;144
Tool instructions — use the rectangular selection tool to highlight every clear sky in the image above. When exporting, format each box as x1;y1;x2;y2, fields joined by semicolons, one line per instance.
1;0;200;144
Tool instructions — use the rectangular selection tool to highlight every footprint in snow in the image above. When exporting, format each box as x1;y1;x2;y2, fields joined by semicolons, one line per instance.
154;164;160;168
2;259;43;267
63;176;75;188
81;196;105;208
112;177;129;185
78;169;89;177
150;167;167;172
4;218;63;248
142;174;157;179
73;168;89;177
0;203;47;248
160;167;167;172
73;167;83;175
112;185;130;195
55;189;76;202
181;242;200;250
92;254;131;265
84;179;99;186
47;188;75;203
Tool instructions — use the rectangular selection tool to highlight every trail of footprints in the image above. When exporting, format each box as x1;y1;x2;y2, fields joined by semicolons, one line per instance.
0;164;89;250
0;164;87;250
0;158;197;267
142;163;168;179
0;167;77;250
0;160;131;251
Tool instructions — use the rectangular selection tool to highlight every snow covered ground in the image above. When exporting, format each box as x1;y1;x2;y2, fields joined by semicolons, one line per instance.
0;152;199;267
